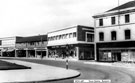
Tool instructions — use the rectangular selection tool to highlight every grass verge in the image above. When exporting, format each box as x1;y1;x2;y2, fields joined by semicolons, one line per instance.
0;60;31;70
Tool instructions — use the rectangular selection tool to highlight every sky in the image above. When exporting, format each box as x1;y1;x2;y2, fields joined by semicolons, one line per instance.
0;0;132;37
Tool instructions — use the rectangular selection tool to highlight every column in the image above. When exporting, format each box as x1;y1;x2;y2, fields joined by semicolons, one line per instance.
26;48;28;58
35;49;37;58
76;47;79;60
15;49;17;57
46;49;48;58
1;50;3;57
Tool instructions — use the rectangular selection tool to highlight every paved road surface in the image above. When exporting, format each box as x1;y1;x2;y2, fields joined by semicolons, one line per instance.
8;58;135;83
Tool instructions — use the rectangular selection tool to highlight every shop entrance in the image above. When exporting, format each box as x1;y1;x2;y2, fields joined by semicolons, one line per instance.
112;52;121;61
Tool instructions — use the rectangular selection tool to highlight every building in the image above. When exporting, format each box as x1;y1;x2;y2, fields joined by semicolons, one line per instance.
93;1;135;62
16;35;48;58
0;35;48;58
47;25;94;60
0;36;22;57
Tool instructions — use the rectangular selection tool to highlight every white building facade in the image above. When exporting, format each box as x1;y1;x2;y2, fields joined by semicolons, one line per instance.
0;37;22;57
47;25;94;60
93;1;135;62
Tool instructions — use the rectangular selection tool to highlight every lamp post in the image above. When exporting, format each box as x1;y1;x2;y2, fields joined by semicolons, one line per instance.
66;44;70;70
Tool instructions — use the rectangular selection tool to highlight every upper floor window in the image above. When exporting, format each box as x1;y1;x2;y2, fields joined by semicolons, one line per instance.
86;33;94;42
111;31;117;40
125;14;130;23
99;32;104;41
0;40;2;45
69;33;73;38
125;29;131;40
73;32;77;37
30;42;34;45
56;35;59;40
65;34;68;39
99;18;103;26
111;17;115;25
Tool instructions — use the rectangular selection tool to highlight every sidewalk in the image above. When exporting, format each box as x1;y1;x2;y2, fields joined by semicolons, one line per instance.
84;61;135;69
0;59;80;83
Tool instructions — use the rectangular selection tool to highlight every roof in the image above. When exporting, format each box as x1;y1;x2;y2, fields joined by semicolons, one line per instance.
16;35;47;43
47;25;94;34
107;1;135;12
93;1;135;18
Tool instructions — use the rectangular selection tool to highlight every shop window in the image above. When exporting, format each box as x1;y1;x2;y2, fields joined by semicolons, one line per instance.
73;32;77;37
99;32;104;41
99;18;103;26
111;17;115;25
125;14;130;23
125;29;131;40
86;33;94;42
111;31;117;40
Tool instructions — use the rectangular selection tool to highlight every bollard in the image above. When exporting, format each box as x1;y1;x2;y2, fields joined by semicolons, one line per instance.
66;59;68;70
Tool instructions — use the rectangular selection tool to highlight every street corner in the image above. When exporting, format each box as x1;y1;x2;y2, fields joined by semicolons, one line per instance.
0;59;81;83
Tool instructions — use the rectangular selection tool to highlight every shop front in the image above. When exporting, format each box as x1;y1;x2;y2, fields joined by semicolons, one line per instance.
48;44;94;60
97;41;135;62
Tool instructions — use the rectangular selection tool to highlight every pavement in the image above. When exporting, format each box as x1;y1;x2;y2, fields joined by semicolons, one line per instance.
0;59;80;83
84;61;135;69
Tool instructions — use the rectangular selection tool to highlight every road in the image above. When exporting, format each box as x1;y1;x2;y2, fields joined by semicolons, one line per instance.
10;58;135;83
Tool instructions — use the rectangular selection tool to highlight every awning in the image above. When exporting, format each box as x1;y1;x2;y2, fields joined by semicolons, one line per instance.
36;49;46;51
99;47;135;50
6;49;14;52
2;49;7;52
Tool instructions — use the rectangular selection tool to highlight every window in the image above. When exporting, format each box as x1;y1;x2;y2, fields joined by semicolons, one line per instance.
63;34;66;39
0;40;2;45
56;35;59;40
111;17;115;25
99;19;103;26
30;42;34;45
69;33;73;38
99;32;104;41
50;37;53;41
59;35;62;39
73;32;77;37
86;33;94;42
125;29;131;39
125;14;130;23
48;37;50;41
111;31;117;40
53;36;56;40
65;34;68;39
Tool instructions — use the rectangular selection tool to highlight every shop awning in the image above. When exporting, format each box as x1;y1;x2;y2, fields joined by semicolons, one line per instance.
99;47;135;50
6;49;14;52
36;49;46;51
2;49;7;52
